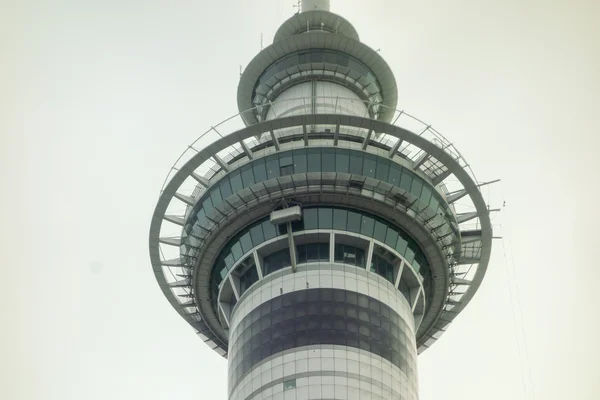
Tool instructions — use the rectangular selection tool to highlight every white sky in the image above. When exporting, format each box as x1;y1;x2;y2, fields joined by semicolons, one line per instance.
2;1;599;399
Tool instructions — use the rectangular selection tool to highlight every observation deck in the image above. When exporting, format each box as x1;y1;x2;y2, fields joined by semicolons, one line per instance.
149;98;492;353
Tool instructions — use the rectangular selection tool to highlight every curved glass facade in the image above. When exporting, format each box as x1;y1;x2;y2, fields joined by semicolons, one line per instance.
211;206;430;313
181;147;458;263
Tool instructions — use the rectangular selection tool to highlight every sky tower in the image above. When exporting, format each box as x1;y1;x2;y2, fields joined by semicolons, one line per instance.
149;1;493;399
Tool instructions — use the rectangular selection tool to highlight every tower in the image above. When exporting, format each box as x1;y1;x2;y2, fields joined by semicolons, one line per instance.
149;1;493;399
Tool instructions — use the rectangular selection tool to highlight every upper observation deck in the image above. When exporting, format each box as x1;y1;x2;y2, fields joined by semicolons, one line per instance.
148;97;493;357
237;4;398;126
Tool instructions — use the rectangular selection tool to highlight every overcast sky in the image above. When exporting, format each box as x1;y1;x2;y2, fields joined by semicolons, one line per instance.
2;1;599;399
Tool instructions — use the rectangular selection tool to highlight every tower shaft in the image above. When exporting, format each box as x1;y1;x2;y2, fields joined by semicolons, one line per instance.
227;255;419;400
301;0;331;12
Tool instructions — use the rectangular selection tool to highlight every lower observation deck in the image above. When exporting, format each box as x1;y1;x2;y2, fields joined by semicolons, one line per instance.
149;97;493;357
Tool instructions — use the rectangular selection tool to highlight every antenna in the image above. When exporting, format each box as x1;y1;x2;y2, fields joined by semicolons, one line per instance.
260;33;263;50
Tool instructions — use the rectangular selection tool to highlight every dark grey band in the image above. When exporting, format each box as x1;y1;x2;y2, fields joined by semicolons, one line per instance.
228;288;416;389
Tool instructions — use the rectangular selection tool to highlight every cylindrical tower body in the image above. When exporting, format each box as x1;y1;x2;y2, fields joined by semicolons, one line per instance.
148;3;493;400
227;264;419;400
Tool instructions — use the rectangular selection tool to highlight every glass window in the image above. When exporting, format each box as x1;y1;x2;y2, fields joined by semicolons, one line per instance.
229;171;243;193
263;249;291;275
385;229;399;249
279;153;293;167
253;160;267;182
303;208;318;230
262;221;278;241
400;279;411;306
373;221;387;243
283;379;296;391
388;164;402;186
333;209;347;230
293;150;307;173
318;208;333;229
224;253;235;270
266;155;280;179
360;216;374;236
240;232;253;253
362;154;377;178
420;185;432;206
405;246;415;264
410;178;423;198
413;258;421;273
322;149;335;172
375;158;390;182
280;165;294;176
241;165;255;187
349;152;363;174
347;211;361;233
210;187;222;207
231;242;243;261
240;265;259;295
202;197;214;215
305;243;319;262
335;149;349;173
306;149;321;172
399;170;412;192
335;244;365;267
318;243;329;261
371;255;394;284
219;178;232;200
429;194;440;212
250;224;264;246
296;243;307;263
395;236;408;256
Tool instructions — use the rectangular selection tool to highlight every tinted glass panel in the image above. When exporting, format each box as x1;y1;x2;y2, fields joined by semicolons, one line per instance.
322;149;335;172
253;160;267;182
349;152;363;174
262;221;278;241
229;171;243;192
240;232;253;254
318;208;333;229
228;289;414;389
335;150;349;173
240;266;259;295
362;154;377;177
303;208;318;230
333;209;347;230
373;221;387;243
306;149;321;172
399;170;412;192
241;165;255;187
375;158;390;181
293;150;307;173
219;179;232;200
335;244;365;267
250;224;265;245
347;211;362;233
360;216;374;237
266;156;280;179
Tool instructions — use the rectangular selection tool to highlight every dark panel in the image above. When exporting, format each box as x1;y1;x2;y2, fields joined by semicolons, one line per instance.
228;288;416;389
